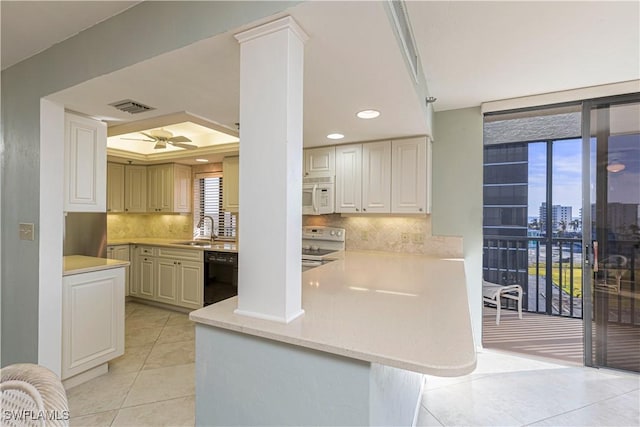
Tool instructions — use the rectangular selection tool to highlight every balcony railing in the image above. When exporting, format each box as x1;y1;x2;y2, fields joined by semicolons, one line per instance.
483;236;639;324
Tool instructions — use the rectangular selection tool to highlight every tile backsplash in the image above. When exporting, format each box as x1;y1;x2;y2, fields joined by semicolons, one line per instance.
107;214;194;240
303;214;463;258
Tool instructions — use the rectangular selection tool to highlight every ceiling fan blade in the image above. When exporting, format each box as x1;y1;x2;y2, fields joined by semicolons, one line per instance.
168;135;192;143
169;141;198;150
140;132;158;141
154;140;167;149
120;137;155;142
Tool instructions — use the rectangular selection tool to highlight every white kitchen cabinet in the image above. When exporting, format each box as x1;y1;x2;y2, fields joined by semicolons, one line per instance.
223;156;239;213
125;165;147;213
130;245;203;309
304;147;335;177
64;112;107;212
62;267;125;380
391;137;430;214
335;144;362;213
107;163;125;213
177;260;204;309
362;141;391;213
147;164;192;213
107;245;130;296
156;259;179;305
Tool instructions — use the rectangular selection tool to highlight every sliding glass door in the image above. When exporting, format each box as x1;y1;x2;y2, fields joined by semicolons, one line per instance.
583;94;640;372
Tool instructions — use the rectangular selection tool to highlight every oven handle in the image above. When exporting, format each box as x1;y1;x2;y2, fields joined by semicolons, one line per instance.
312;184;318;213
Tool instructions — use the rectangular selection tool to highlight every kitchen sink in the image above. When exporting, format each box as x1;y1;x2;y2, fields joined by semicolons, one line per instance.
172;240;212;247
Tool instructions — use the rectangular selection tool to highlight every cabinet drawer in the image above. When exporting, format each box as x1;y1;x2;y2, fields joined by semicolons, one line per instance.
157;247;204;262
135;245;157;256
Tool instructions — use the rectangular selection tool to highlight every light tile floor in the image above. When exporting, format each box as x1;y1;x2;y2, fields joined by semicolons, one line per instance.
417;349;640;427
67;302;195;426
67;302;639;426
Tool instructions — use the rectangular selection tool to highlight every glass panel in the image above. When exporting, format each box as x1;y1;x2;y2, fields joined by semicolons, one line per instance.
587;98;640;372
551;139;583;317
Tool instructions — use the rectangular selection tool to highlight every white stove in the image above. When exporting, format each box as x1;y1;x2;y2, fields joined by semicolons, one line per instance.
302;226;345;270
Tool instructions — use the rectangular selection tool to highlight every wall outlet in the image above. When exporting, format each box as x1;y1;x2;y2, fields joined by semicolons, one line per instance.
412;233;424;244
401;232;410;243
361;230;369;241
19;223;35;241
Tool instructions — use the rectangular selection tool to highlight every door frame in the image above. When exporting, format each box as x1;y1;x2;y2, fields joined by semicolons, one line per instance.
581;92;640;367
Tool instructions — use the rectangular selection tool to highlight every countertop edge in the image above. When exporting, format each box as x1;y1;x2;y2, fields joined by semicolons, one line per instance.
190;311;477;376
63;255;130;276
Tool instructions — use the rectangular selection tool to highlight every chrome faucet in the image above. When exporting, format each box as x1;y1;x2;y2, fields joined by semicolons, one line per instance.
197;215;217;241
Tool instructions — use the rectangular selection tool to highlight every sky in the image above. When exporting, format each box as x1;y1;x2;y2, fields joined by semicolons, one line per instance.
527;135;640;220
528;138;582;219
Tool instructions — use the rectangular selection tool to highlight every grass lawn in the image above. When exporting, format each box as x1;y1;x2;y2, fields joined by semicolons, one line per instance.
529;263;583;297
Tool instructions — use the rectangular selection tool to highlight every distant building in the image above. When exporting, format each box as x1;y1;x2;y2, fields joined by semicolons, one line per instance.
539;203;572;232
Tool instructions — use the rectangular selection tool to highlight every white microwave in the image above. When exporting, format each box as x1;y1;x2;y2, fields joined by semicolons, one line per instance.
302;176;334;215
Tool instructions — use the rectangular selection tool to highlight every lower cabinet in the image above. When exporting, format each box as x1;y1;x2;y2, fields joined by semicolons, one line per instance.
131;245;203;309
106;245;130;296
62;267;125;380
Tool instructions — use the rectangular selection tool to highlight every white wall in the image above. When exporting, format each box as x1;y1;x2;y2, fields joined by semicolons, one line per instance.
1;0;298;368
432;107;484;347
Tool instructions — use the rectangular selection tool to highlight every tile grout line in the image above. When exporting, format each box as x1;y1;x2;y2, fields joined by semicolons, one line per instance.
522;390;640;427
109;305;172;427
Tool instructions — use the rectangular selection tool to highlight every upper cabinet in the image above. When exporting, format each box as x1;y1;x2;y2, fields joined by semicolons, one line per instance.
64;112;107;212
304;147;335;177
391;137;431;214
107;163;125;213
335;144;363;213
125;165;147;213
223;156;239;213
147;164;192;213
334;137;431;215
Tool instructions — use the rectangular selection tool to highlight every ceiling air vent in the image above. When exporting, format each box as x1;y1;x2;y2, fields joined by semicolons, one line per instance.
109;99;155;114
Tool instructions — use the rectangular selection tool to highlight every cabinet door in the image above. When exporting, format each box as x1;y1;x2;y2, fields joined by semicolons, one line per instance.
362;141;391;213
177;261;203;309
138;256;155;299
304;147;335;176
391;137;427;214
125;165;147;213
223;156;239;212
158;165;174;212
64;113;107;212
155;259;179;304
335;144;362;213
62;268;124;379
107;163;125;213
107;245;130;297
173;164;192;213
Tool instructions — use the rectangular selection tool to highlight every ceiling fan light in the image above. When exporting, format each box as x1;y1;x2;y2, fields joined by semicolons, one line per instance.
150;129;173;139
607;161;625;173
154;140;167;149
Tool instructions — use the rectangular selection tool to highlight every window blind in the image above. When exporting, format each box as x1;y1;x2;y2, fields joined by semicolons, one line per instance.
193;176;236;239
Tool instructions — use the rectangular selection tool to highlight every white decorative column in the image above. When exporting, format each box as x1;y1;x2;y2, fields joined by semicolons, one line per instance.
234;17;308;323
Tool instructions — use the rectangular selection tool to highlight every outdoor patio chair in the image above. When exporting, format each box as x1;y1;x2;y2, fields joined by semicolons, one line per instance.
483;280;523;325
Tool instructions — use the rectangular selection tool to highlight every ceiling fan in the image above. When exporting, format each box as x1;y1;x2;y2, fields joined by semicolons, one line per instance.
121;128;198;150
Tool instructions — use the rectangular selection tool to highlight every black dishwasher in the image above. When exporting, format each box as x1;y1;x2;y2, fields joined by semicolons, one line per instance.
203;251;238;306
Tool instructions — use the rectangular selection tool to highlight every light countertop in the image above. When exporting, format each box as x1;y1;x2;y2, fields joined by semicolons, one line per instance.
190;250;476;377
63;255;130;276
107;238;237;253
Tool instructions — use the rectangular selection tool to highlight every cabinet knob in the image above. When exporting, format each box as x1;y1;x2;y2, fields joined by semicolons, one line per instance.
419;208;423;212
363;208;367;212
355;208;359;212
125;209;128;212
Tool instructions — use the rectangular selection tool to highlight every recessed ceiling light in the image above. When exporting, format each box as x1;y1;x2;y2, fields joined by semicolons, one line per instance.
327;133;345;140
195;158;209;163
356;109;380;119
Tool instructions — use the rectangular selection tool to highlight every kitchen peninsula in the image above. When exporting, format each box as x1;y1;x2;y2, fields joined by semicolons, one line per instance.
190;250;476;426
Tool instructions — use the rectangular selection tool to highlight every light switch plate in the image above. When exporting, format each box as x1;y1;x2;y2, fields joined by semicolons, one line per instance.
19;223;35;241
